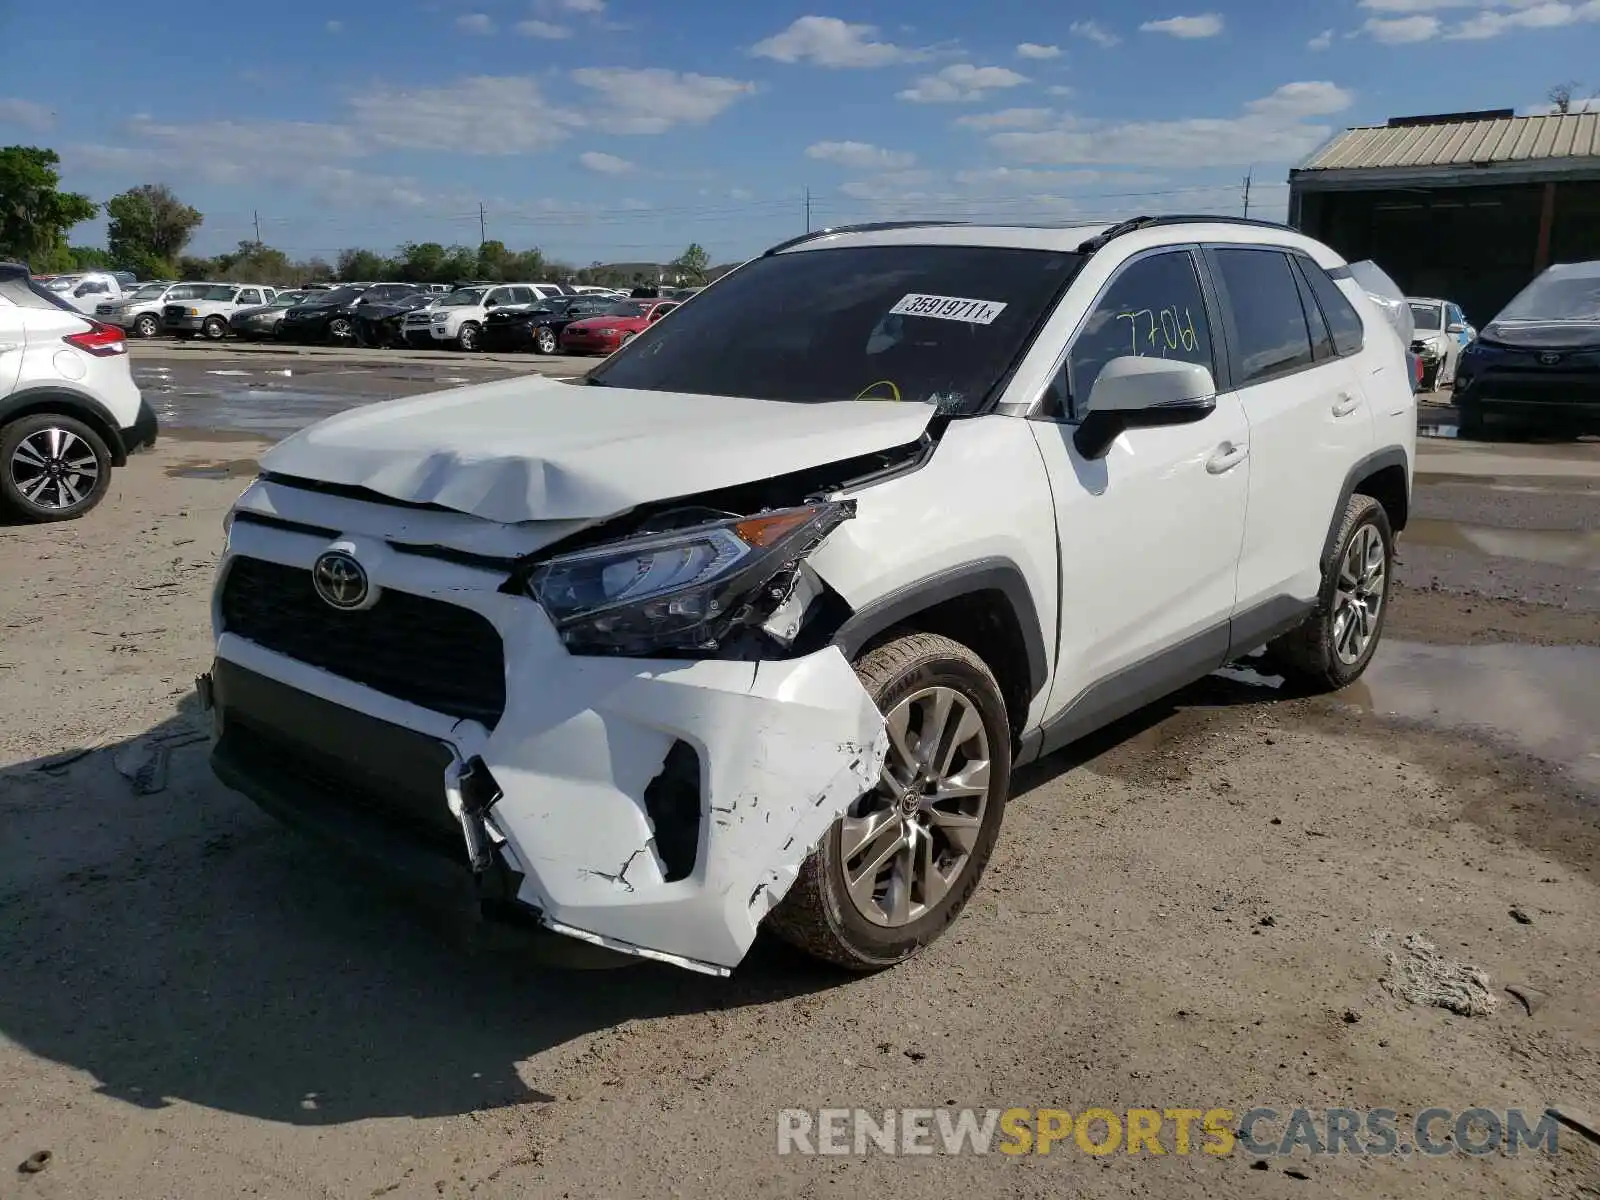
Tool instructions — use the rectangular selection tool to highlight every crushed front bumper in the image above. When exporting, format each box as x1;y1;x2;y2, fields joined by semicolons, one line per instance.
204;516;887;975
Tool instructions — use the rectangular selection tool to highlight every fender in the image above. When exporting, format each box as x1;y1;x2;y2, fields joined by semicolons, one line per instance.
830;557;1049;702
0;384;134;465
1319;445;1411;570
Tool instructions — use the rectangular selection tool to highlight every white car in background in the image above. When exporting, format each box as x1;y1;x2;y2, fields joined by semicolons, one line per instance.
41;272;124;313
1;262;157;521
1405;296;1475;389
400;283;542;351
163;283;279;340
99;281;209;339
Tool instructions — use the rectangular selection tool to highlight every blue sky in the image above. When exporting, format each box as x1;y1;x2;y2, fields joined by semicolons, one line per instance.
1;0;1596;266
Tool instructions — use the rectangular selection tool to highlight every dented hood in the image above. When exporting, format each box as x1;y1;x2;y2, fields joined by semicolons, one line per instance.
259;374;935;524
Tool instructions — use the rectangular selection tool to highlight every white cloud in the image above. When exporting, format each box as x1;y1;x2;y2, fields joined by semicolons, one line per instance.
751;16;926;67
729;187;755;200
1447;1;1600;39
0;97;55;132
456;13;495;34
839;170;938;201
989;80;1354;168
805;140;918;169
351;78;582;153
953;107;1055;131
516;19;572;38
1363;14;1442;40
558;0;606;10
952;166;1165;190
1069;19;1121;47
578;150;636;174
568;67;757;134
1245;80;1354;117
325;19;342;33
1016;42;1061;58
1357;0;1469;9
1308;28;1335;49
1048;84;1075;97
898;63;1029;103
1140;13;1225;37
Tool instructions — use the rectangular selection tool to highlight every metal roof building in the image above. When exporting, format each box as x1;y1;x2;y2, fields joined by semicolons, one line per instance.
1288;109;1600;323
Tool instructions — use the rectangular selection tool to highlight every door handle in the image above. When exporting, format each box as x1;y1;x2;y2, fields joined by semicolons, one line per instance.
1205;443;1248;474
1331;393;1362;418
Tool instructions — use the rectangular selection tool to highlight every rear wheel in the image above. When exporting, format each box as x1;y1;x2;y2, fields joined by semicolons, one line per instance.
1268;494;1392;692
767;632;1011;971
327;316;355;343
202;316;228;340
1;413;112;523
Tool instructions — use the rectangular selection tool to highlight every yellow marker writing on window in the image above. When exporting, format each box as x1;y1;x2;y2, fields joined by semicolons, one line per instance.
856;380;902;402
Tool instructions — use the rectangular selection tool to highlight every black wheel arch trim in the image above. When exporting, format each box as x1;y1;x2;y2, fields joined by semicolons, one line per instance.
830;558;1049;703
1320;445;1410;570
0;385;132;465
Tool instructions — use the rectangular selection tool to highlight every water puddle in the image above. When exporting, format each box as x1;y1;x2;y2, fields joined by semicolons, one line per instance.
1404;518;1600;570
1340;641;1600;789
165;458;259;480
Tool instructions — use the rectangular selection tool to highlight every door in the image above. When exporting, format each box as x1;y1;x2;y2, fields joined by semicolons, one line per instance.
1029;248;1252;732
1206;247;1374;613
0;296;23;394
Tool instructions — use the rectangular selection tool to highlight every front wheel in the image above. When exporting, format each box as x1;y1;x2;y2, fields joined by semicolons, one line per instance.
455;322;480;352
1;413;113;523
327;316;355;343
1268;494;1393;691
767;632;1012;971
134;314;160;339
535;325;558;354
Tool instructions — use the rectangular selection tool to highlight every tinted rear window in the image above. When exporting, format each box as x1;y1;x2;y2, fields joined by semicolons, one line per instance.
588;244;1082;413
1211;248;1314;384
1;275;83;313
1300;260;1365;356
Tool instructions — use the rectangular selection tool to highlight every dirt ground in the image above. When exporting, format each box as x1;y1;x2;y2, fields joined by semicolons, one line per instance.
1;436;1597;1199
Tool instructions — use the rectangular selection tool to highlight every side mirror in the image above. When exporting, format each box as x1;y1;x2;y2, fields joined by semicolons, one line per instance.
1073;356;1217;460
1446;322;1465;334
485;297;499;308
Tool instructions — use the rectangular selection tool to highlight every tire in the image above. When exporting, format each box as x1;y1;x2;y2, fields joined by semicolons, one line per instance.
766;631;1012;971
202;316;228;340
134;314;160;339
1267;494;1393;692
455;322;480;352
1457;406;1487;441
535;325;558;355
327;316;355;343
0;413;113;523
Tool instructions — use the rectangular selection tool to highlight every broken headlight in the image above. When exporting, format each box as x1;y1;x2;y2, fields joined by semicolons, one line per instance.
528;501;852;655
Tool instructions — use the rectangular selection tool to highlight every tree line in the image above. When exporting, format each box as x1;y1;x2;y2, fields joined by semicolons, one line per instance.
0;144;721;287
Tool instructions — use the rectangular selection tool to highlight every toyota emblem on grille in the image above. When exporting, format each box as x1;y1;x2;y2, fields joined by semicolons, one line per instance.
312;551;369;610
1539;351;1562;365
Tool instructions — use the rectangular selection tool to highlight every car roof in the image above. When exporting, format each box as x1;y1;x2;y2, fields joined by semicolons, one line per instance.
769;215;1349;271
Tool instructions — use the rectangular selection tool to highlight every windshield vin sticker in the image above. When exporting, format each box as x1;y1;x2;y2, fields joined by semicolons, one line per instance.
890;294;1008;325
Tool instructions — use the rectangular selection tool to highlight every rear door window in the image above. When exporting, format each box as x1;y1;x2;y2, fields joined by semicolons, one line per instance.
238;289;262;305
1211;248;1314;384
1289;260;1335;362
1299;260;1365;357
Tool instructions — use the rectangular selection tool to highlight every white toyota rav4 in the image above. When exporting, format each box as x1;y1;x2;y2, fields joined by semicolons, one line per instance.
201;216;1414;976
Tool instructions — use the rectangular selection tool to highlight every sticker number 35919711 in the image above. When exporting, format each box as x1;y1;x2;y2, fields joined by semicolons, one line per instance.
890;293;1008;325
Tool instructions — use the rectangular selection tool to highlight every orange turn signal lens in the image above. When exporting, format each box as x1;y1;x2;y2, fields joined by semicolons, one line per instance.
733;507;819;548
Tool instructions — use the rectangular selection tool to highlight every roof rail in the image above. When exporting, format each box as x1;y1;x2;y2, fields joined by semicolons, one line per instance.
762;220;968;256
0;261;29;280
1075;213;1300;254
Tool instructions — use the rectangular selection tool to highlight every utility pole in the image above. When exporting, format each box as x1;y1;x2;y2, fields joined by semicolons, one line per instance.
253;210;261;243
804;186;811;233
1241;169;1253;218
479;202;487;246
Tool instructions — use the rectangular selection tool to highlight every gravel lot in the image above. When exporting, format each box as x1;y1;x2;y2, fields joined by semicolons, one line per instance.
0;362;1596;1199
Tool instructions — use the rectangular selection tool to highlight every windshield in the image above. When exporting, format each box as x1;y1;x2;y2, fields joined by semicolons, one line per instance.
602;301;649;318
589;244;1083;412
44;277;76;291
168;284;209;300
270;291;306;307
129;283;167;299
1407;302;1442;330
316;286;365;305
361;284;416;302
1495;264;1600;322
439;288;487;306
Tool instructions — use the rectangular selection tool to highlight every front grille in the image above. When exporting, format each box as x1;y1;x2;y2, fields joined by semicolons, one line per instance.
220;556;506;727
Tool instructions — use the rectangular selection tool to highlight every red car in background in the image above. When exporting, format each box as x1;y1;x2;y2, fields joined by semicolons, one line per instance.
559;298;679;355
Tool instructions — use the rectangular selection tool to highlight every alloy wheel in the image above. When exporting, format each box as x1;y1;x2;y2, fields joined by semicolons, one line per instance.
1331;523;1385;665
841;686;991;928
537;327;557;353
9;427;100;512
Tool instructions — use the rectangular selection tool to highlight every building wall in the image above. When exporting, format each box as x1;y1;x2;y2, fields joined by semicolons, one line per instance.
1293;179;1600;326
